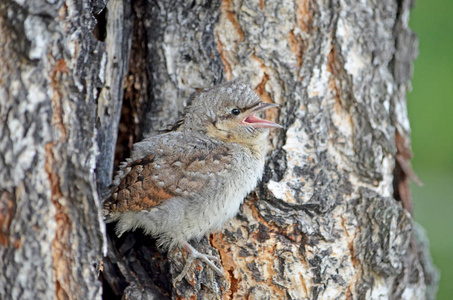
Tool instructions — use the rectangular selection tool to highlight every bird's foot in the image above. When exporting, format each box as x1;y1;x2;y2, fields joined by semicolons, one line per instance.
173;242;224;283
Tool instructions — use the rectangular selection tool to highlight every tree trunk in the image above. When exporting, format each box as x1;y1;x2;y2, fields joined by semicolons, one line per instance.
0;0;108;299
0;0;439;300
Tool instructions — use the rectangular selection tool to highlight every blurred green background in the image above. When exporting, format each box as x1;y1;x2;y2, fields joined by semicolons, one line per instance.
408;0;453;299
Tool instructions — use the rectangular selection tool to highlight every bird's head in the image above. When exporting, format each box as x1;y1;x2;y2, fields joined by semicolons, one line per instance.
179;80;282;145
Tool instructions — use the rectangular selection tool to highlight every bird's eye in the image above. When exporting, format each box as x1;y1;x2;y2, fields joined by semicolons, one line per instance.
231;108;240;115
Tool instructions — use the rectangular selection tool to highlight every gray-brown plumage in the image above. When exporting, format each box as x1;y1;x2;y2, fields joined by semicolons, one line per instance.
103;80;281;281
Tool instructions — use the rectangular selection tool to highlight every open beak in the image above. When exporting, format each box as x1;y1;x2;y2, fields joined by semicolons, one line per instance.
242;102;283;129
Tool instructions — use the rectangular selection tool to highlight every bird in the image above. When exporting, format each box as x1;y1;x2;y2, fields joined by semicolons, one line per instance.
103;80;281;282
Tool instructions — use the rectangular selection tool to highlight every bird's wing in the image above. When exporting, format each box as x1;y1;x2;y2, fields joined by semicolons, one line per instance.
103;132;233;213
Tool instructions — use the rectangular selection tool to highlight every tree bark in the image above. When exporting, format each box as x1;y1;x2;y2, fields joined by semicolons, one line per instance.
0;0;109;299
0;0;439;300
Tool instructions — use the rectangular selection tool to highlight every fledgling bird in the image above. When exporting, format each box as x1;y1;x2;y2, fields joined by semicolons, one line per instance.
103;80;281;282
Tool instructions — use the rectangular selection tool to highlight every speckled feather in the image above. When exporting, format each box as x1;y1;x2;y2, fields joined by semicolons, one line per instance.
104;132;234;213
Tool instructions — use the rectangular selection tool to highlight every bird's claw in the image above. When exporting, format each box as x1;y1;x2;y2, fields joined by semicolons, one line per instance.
173;242;224;283
194;253;224;277
173;255;195;283
197;253;221;263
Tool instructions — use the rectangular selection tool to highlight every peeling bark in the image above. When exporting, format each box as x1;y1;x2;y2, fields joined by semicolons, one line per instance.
0;0;439;300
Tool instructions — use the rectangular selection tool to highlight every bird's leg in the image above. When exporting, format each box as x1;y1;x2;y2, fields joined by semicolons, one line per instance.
173;242;224;282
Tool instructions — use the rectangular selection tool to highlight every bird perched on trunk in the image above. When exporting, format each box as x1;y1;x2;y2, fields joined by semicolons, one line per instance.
103;80;281;282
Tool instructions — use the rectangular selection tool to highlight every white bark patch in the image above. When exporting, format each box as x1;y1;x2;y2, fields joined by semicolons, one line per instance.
307;63;329;98
268;118;311;204
24;16;51;60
